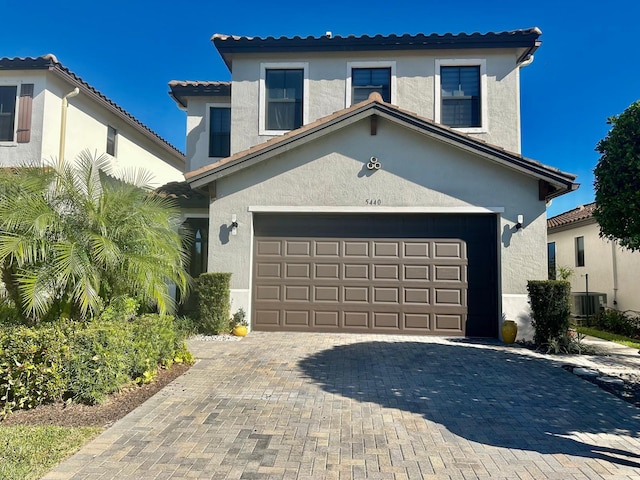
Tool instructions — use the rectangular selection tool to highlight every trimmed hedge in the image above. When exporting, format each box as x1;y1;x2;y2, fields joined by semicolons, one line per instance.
0;314;194;416
195;273;232;334
527;280;571;346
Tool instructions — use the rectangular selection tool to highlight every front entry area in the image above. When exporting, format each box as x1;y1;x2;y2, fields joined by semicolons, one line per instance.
252;213;498;337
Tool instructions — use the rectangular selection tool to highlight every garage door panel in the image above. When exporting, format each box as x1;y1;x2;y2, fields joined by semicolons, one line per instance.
404;265;429;280
285;264;310;279
373;287;399;304
256;285;280;301
433;242;463;258
404;288;430;304
256;263;282;278
374;242;399;257
434;288;463;306
314;286;339;302
404;242;430;258
255;310;280;327
315;263;340;279
344;264;369;280
344;311;369;328
373;312;399;329
314;311;340;327
373;264;399;280
434;314;463;333
344;241;369;257
404;313;430;330
344;286;369;302
286;241;311;256
284;310;309;326
284;285;310;301
257;241;281;256
315;241;340;256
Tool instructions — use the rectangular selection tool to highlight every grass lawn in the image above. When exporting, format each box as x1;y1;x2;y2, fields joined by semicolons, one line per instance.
0;425;101;480
578;326;640;350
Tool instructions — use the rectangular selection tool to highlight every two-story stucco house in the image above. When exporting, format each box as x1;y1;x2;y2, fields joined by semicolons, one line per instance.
0;54;185;186
170;28;578;338
547;202;640;313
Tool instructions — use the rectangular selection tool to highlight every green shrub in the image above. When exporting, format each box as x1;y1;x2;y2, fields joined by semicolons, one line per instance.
527;280;571;347
594;309;639;338
64;322;130;404
1;314;194;412
195;273;232;334
99;296;140;322
0;325;67;417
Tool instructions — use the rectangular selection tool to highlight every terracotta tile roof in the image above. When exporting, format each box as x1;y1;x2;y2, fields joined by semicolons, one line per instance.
185;93;577;199
0;54;185;163
212;28;542;71
156;181;208;208
168;81;231;108
547;202;596;229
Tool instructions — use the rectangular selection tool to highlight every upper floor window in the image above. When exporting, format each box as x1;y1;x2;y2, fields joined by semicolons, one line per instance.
106;125;117;156
0;86;17;142
208;106;231;157
575;236;585;267
259;63;309;135
346;61;395;106
435;59;487;133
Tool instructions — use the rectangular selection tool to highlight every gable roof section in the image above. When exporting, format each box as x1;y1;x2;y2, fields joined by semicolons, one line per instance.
547;202;596;230
0;54;185;165
212;28;542;72
168;81;231;108
185;94;577;200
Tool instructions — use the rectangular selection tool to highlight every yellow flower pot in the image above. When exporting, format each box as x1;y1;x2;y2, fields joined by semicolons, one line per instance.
232;325;248;337
501;320;518;344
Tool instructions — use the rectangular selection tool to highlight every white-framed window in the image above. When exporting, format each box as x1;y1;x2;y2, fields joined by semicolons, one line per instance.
0;85;18;143
106;125;117;156
575;236;585;267
345;61;396;106
259;62;309;135
207;103;231;158
435;59;487;133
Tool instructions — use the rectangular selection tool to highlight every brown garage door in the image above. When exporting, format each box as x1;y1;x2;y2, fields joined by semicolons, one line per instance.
253;235;468;335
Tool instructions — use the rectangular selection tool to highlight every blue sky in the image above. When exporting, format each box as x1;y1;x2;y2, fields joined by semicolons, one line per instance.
2;0;637;217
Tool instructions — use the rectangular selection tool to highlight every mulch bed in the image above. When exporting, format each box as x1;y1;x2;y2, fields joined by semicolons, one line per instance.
0;363;190;428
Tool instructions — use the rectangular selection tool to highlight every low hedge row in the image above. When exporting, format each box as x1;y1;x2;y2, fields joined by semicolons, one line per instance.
0;315;194;417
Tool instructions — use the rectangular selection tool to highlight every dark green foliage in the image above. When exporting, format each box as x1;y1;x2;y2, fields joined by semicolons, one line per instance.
0;325;68;416
0;315;194;415
195;273;232;334
594;100;640;251
230;308;248;328
527;280;571;346
592;309;639;338
99;296;140;322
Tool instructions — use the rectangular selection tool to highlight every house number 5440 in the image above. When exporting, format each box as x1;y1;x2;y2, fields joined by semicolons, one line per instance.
365;199;382;205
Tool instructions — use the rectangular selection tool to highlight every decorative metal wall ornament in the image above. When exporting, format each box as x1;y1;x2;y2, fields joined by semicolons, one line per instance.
367;156;381;170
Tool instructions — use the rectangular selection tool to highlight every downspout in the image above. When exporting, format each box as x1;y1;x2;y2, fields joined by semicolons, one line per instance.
611;241;619;307
58;87;79;163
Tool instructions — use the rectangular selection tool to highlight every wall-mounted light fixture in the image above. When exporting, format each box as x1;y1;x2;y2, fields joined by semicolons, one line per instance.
515;214;524;230
231;214;238;236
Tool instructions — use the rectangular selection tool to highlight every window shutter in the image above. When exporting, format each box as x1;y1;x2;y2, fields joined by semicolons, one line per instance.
16;84;34;143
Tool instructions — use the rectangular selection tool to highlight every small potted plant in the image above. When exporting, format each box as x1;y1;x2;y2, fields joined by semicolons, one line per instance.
231;308;248;337
501;312;518;344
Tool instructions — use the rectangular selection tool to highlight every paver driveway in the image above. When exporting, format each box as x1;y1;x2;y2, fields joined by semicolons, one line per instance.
44;332;640;479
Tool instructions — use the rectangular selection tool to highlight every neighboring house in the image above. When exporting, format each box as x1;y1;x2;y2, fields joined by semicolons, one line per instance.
0;54;185;186
547;202;640;313
169;28;578;338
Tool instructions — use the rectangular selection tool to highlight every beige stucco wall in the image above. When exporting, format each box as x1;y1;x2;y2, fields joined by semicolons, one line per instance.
548;221;640;311
207;116;547;330
227;49;521;157
0;70;184;187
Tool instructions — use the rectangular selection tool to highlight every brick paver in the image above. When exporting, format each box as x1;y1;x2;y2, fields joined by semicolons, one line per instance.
43;333;640;479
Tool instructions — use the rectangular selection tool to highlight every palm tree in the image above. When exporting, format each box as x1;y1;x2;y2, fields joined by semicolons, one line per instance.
0;150;190;322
